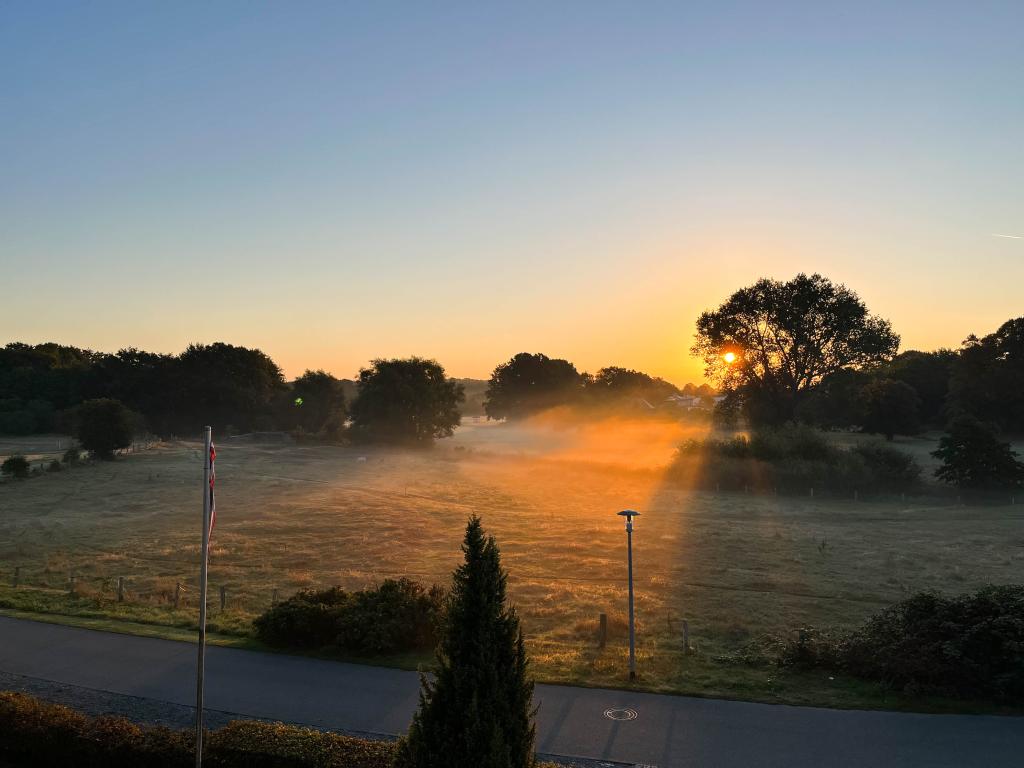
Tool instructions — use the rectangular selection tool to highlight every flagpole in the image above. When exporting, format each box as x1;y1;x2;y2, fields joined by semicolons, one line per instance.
194;426;212;768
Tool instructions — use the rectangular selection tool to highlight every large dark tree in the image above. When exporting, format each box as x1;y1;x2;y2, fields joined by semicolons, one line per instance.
171;343;286;435
693;273;899;425
396;516;535;768
483;353;583;420
286;369;347;436
74;398;138;460
949;318;1024;432
932;417;1024;490
860;378;922;441
348;357;463;445
882;350;956;427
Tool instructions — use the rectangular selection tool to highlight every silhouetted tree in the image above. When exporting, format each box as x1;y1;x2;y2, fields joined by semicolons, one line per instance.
585;366;679;405
484;353;583;420
949;318;1024;432
796;368;871;428
348;357;463;445
396;516;535;768
860;378;922;441
882;350;956;427
1;454;30;479
74;398;138;459
287;369;347;435
693;274;899;425
932;417;1024;489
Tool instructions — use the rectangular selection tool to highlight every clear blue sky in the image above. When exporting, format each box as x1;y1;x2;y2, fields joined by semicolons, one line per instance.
2;1;1022;382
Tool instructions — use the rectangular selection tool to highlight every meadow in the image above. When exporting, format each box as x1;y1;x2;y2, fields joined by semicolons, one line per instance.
2;418;1023;710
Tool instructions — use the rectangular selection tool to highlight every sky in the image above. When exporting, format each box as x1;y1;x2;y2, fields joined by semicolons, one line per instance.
2;1;1022;384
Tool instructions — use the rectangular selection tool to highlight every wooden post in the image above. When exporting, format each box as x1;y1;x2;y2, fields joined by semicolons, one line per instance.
271;588;278;605
809;487;814;498
175;583;182;609
68;573;76;596
219;585;226;610
117;576;125;602
682;620;690;655
12;566;19;588
598;613;608;649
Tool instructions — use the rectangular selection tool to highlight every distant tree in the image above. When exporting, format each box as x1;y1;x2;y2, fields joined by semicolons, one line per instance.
483;353;583;420
288;370;347;435
949;318;1024;432
1;454;30;479
585;366;679;406
932;417;1024;489
882;350;956;427
396;516;535;768
348;358;463;445
860;378;922;441
74;398;138;460
693;274;899;425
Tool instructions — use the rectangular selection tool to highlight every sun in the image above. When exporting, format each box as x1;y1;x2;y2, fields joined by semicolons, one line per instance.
722;351;737;364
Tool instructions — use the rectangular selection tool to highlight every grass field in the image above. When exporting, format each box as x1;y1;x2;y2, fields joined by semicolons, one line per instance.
2;418;1023;711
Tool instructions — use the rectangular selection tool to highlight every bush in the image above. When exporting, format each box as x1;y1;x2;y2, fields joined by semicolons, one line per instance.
1;454;30;479
672;427;921;495
841;585;1024;701
63;447;81;465
47;459;62;472
254;578;445;655
74;398;139;460
773;586;1024;702
932;417;1024;489
0;691;395;768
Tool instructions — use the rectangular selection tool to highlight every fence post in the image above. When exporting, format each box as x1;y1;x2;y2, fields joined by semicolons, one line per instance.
117;576;125;602
810;487;814;498
598;613;608;649
68;573;76;597
683;620;690;655
219;585;226;610
174;583;182;609
271;588;278;605
12;566;19;589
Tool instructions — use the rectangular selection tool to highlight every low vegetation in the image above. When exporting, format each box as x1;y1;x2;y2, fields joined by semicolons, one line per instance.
673;425;922;495
255;578;445;655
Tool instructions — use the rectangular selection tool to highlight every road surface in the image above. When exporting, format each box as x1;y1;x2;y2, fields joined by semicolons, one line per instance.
0;616;1021;767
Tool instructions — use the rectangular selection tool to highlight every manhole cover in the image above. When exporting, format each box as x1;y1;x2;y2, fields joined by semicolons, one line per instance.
603;708;638;721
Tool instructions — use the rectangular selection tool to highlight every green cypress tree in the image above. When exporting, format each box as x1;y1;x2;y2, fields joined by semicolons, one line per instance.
396;516;536;768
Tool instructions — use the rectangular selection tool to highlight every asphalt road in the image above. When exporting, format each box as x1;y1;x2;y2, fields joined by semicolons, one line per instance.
1;616;1021;767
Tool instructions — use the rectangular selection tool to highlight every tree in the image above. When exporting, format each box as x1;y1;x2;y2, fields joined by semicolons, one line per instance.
74;398;138;460
396;516;535;768
483;353;583;420
348;357;463;445
287;369;347;435
949;318;1024;432
932;417;1024;489
860;378;922;441
882;350;956;427
585;366;679;405
1;454;30;479
796;368;871;428
692;273;899;425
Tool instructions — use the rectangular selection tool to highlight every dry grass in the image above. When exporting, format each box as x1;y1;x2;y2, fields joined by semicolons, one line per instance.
2;417;1023;709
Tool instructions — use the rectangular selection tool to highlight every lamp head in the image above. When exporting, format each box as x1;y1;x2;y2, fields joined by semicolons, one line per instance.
617;509;640;529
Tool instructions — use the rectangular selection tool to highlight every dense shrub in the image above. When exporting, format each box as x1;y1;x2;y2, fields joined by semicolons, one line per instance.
772;586;1024;702
932;417;1024;489
62;446;81;465
841;586;1024;701
1;454;30;479
254;578;444;655
673;426;921;495
0;691;395;768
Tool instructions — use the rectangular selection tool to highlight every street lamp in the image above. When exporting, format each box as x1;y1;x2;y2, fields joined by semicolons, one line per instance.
617;509;640;681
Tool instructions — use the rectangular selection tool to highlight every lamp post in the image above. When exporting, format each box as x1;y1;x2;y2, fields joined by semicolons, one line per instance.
617;509;640;681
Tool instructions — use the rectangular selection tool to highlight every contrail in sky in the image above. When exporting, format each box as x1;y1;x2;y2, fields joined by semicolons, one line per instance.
992;233;1023;239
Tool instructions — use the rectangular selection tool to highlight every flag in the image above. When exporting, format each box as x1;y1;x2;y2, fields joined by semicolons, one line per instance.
208;443;217;536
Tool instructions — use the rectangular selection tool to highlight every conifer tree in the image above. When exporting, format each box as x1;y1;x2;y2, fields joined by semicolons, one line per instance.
396;516;536;768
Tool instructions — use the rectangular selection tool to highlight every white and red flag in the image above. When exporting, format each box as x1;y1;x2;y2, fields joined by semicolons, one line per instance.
208;443;217;536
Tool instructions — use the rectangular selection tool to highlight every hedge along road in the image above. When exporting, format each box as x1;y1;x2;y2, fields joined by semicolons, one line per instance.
0;617;1021;768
